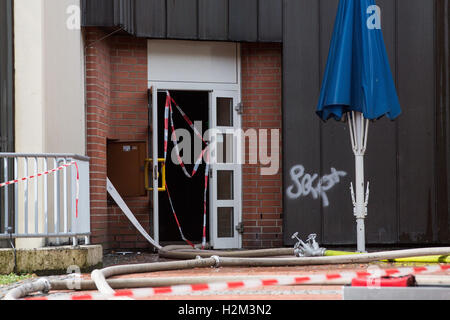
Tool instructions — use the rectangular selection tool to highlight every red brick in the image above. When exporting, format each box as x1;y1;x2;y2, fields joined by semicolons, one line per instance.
241;43;283;249
84;30;282;250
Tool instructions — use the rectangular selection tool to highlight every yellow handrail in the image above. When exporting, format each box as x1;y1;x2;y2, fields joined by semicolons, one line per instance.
145;158;166;192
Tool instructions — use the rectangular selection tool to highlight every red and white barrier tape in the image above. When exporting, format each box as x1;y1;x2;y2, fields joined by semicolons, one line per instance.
0;161;80;218
163;91;210;249
25;264;450;300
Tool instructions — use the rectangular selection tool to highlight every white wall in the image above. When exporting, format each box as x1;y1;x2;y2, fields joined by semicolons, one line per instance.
43;0;85;155
14;0;85;248
148;40;239;85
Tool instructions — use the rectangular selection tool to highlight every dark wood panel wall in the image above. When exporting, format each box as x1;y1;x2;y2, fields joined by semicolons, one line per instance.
283;0;449;246
435;0;450;243
82;0;283;42
81;0;450;245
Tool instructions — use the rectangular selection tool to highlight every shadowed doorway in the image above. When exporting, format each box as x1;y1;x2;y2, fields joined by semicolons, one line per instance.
157;91;210;244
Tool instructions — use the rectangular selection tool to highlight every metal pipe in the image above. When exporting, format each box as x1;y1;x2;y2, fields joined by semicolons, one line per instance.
24;158;28;234
363;119;369;152
14;158;19;233
0;232;90;239
43;158;48;235
53;158;59;245
355;154;366;252
62;158;68;234
348;113;356;151
0;153;89;161
351;112;356;149
34;157;38;234
14;157;18;234
4;158;9;233
348;112;369;253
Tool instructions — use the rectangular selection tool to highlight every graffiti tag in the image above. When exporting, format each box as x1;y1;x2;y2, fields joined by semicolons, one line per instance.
286;165;347;207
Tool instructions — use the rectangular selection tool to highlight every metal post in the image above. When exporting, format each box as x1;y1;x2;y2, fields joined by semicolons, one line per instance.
355;154;366;252
348;111;369;253
3;158;8;233
43;158;48;235
24;158;28;234
62;158;68;234
70;159;78;247
53;158;59;245
14;157;18;234
34;157;38;234
151;86;159;244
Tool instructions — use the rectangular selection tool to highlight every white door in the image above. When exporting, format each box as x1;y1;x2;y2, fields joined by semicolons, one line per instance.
209;91;242;249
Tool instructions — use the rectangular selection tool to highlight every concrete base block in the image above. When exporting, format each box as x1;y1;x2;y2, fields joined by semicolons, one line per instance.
0;245;103;275
343;286;450;300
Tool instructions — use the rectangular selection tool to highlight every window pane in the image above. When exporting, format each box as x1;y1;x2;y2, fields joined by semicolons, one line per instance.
217;97;233;127
216;133;233;164
217;171;234;200
217;207;234;238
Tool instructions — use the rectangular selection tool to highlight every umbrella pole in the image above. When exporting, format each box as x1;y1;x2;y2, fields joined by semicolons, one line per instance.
348;111;370;253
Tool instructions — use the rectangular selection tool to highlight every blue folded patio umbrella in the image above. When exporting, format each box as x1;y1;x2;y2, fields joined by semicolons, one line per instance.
316;0;401;252
317;0;401;122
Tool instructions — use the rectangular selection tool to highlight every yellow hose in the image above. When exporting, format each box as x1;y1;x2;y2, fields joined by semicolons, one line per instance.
325;250;360;256
324;250;450;263
384;255;450;263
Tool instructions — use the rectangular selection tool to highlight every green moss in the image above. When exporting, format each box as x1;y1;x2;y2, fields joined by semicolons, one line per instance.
0;273;34;286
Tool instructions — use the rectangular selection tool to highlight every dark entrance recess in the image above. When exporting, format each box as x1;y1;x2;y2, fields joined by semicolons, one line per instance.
157;91;210;243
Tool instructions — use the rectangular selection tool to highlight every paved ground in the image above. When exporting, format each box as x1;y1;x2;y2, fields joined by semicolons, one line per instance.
2;251;449;301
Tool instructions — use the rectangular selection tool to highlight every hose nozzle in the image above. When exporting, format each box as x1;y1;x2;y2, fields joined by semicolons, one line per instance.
291;232;326;257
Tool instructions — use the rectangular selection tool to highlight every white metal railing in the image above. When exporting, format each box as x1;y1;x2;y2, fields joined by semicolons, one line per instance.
0;153;90;246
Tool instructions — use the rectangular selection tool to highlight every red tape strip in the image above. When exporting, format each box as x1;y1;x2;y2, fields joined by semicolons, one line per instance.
351;275;416;287
0;161;80;218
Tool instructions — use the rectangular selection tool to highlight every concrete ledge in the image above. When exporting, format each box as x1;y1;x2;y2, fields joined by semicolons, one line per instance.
343;286;450;300
0;245;103;275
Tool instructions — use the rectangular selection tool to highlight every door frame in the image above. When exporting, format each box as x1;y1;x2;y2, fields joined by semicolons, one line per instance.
149;83;242;248
148;40;242;248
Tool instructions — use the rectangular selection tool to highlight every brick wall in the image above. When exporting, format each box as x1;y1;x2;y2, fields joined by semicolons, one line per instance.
85;28;151;250
85;29;283;250
241;43;283;249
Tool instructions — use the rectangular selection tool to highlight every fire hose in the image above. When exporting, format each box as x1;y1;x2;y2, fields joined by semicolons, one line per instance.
4;245;450;300
3;92;449;299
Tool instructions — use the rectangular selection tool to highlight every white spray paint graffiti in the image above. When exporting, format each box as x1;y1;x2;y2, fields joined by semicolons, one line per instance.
286;165;347;207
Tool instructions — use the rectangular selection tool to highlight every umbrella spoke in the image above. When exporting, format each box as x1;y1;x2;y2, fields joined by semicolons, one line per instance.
347;113;356;152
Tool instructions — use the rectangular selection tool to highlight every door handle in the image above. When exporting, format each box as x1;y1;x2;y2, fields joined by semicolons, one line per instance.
144;159;166;192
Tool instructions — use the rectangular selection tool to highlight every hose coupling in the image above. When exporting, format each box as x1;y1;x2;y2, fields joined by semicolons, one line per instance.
292;232;326;257
40;278;51;294
210;255;221;268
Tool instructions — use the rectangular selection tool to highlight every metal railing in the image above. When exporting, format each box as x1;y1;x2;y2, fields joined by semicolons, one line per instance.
0;153;90;246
